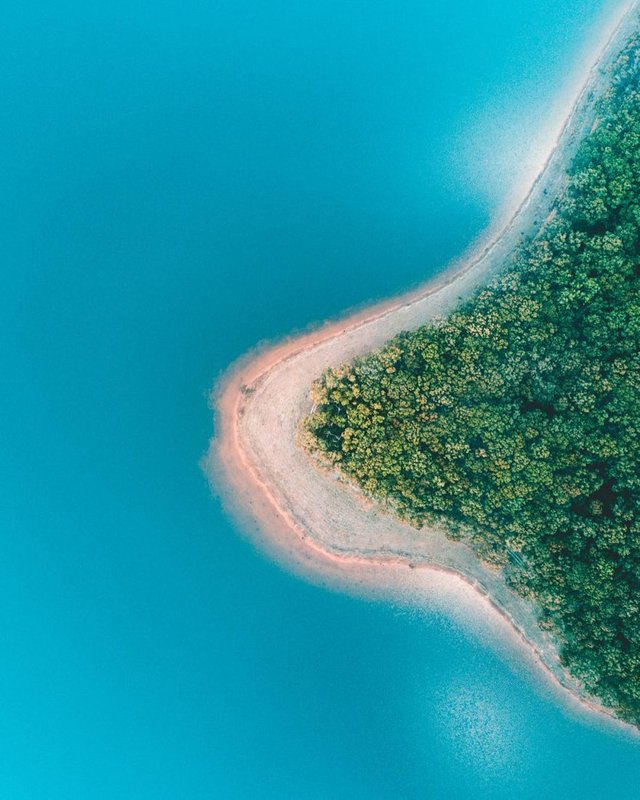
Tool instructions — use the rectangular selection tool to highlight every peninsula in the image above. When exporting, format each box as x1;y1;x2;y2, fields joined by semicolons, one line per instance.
210;2;640;730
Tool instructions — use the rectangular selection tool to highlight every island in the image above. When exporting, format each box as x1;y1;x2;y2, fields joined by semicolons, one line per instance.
210;2;640;732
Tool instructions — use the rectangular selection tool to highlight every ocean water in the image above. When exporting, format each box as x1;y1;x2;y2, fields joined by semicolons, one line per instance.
2;0;639;797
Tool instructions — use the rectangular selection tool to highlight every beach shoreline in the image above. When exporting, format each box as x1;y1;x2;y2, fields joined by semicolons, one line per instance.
207;1;640;735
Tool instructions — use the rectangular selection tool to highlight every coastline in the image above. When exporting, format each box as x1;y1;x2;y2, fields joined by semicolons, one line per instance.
207;1;640;735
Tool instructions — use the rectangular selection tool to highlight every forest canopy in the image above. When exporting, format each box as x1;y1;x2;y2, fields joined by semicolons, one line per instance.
303;35;640;724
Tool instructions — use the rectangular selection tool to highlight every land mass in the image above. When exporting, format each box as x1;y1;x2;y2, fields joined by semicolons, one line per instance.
209;2;640;732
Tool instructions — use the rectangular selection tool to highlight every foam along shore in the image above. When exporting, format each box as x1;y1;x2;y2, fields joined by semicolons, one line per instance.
208;2;640;733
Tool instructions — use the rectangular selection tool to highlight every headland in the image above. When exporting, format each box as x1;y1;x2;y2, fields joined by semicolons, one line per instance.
207;1;640;735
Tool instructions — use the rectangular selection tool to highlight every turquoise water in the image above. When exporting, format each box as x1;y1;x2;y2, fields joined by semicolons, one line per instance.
2;0;640;796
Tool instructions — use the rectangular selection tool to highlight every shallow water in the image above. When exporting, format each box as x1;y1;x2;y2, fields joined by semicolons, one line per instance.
2;0;639;796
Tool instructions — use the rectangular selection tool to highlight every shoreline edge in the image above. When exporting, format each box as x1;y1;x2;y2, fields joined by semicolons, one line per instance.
207;0;640;736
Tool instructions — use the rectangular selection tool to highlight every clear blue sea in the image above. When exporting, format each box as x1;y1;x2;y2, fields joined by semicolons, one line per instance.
2;1;639;797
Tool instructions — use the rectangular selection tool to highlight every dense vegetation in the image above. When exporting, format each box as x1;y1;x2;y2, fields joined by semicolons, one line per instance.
304;35;640;724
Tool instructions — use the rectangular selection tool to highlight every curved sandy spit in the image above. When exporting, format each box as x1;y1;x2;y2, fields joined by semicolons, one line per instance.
207;2;640;735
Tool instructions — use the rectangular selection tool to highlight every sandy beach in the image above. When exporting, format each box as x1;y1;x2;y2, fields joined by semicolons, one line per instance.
208;1;640;733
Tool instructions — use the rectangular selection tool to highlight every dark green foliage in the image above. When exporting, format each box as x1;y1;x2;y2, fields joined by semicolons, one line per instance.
304;35;640;724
